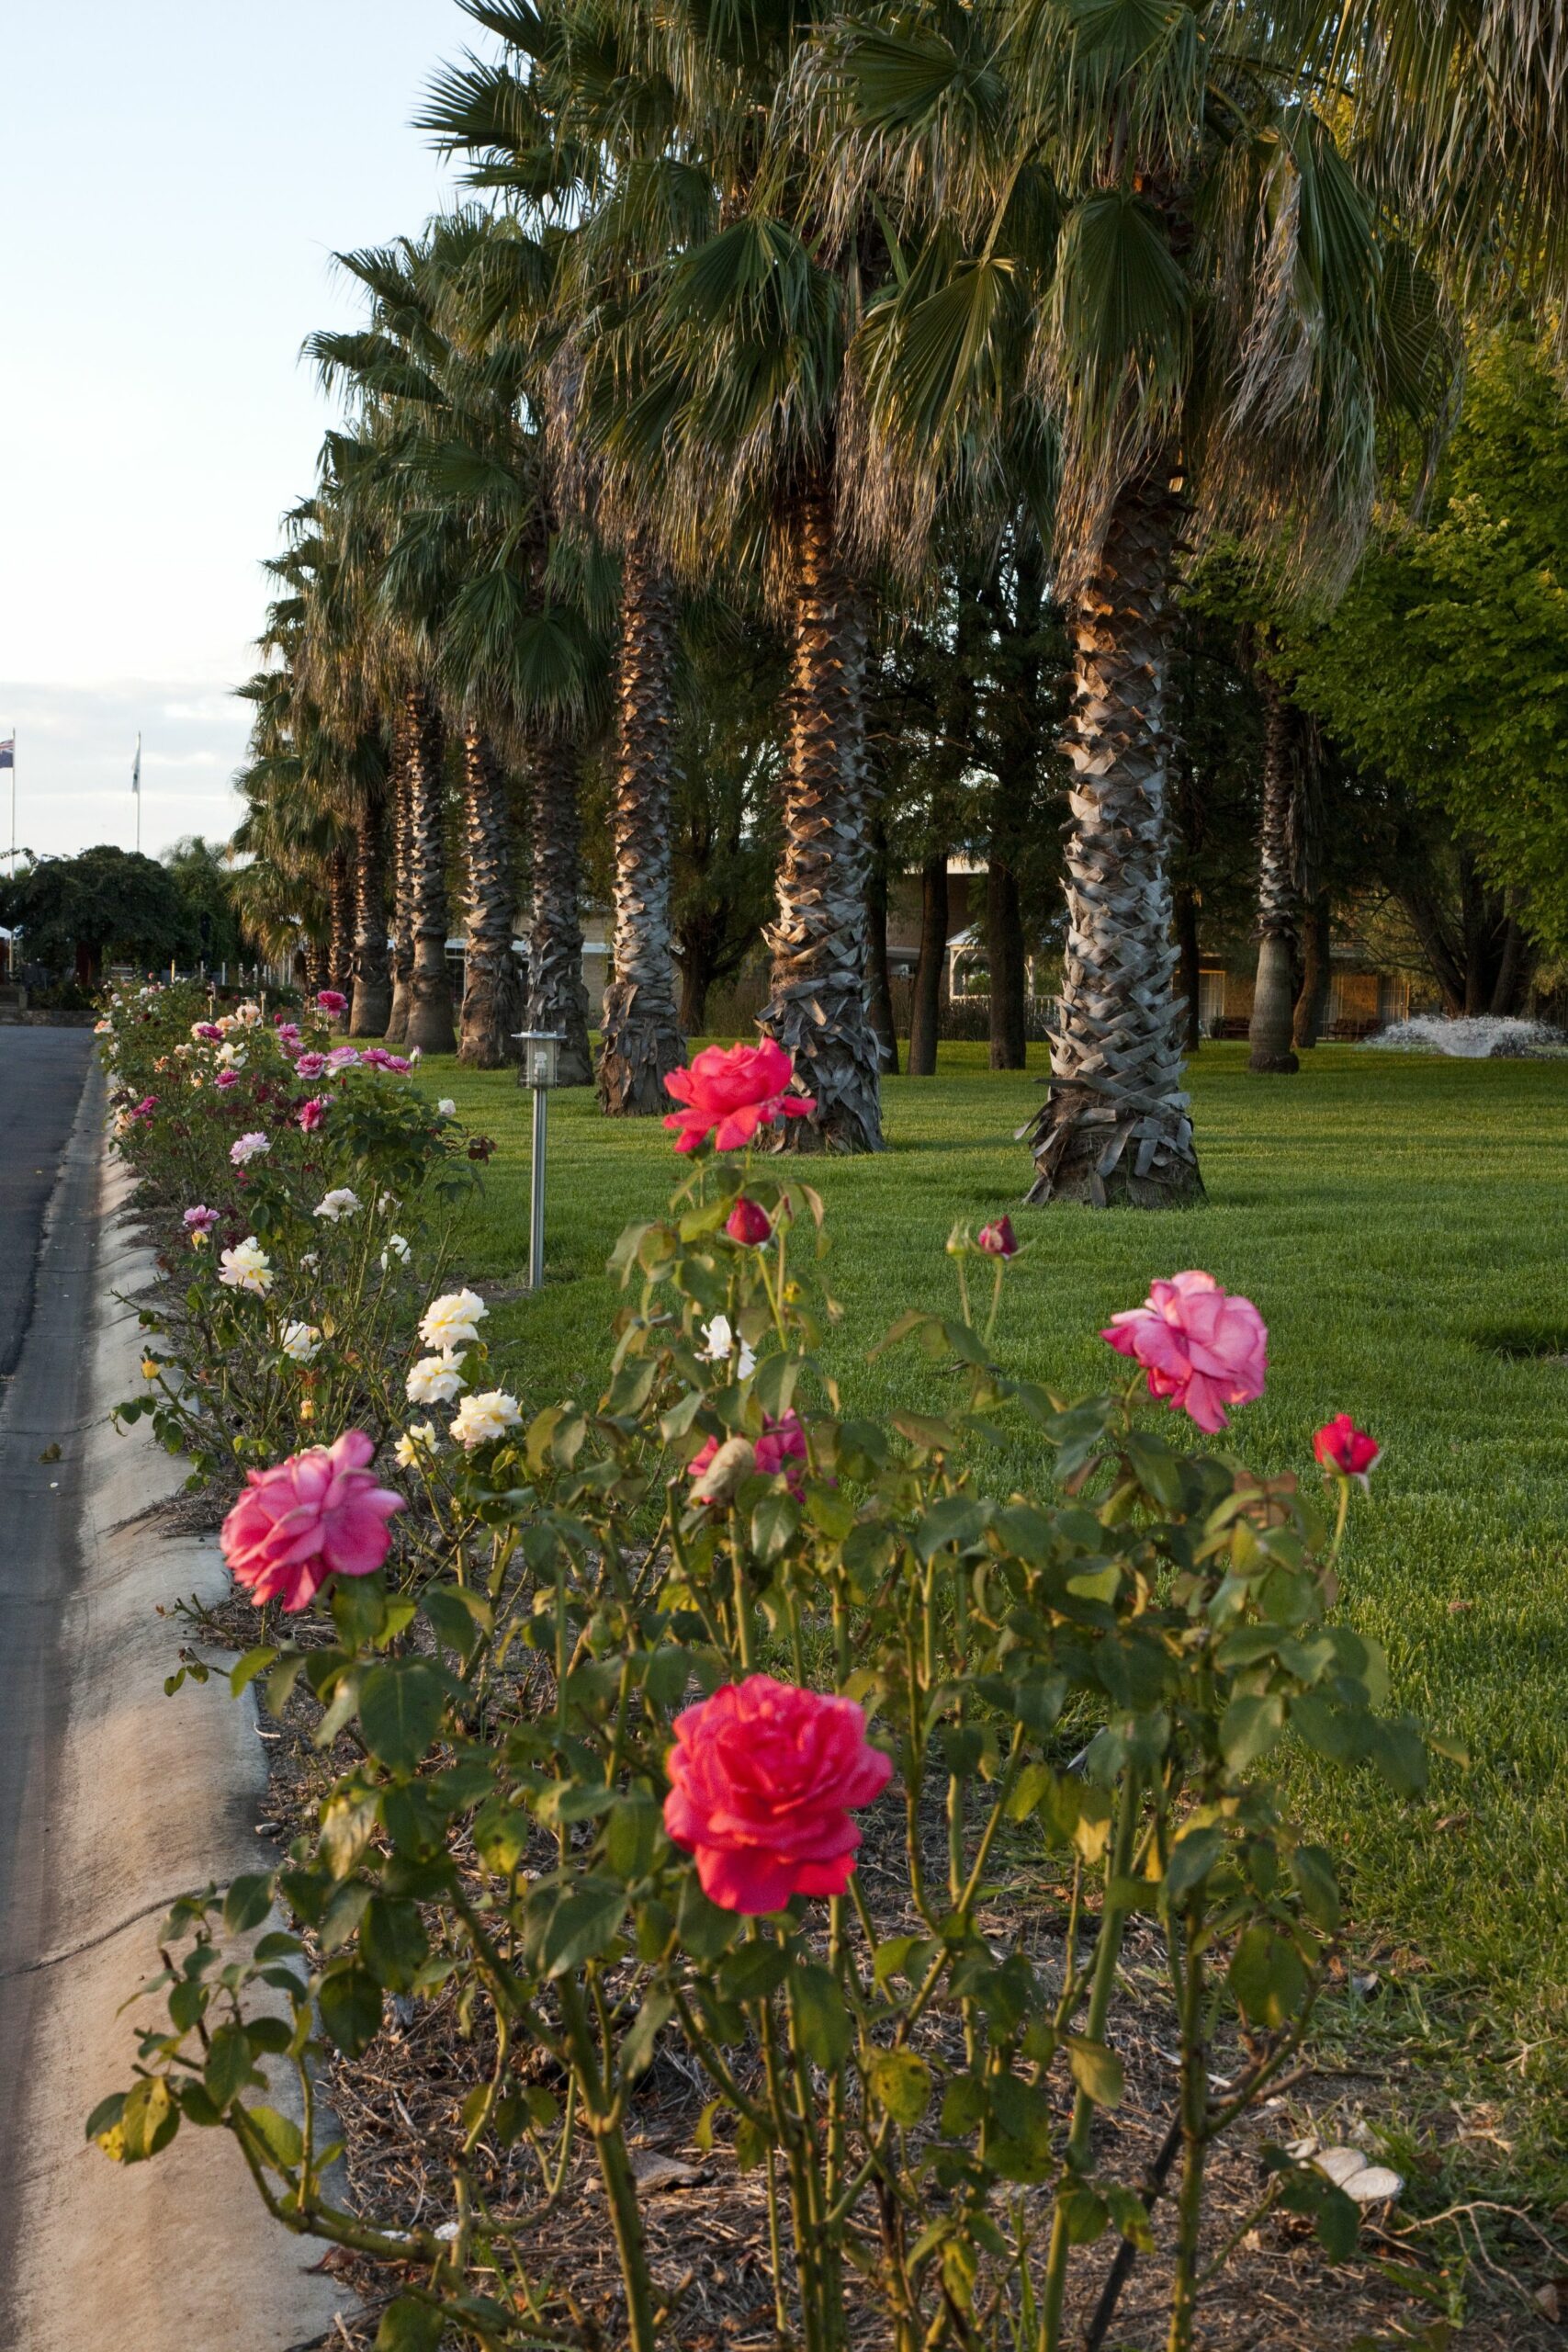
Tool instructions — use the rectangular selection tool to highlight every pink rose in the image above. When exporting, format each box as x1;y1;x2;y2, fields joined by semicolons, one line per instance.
754;1409;807;1495
1101;1271;1267;1435
220;1430;404;1612
662;1041;816;1155
977;1216;1019;1258
298;1095;329;1132
316;989;349;1015
359;1046;411;1073
725;1196;773;1246
273;1020;302;1049
295;1051;328;1080
687;1411;808;1501
215;1069;241;1091
664;1674;892;1914
193;1022;224;1044
133;1095;158;1118
183;1204;219;1234
325;1046;361;1072
1314;1415;1380;1479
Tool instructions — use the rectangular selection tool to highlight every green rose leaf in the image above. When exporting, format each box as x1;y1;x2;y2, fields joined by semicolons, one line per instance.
360;1661;447;1776
868;2050;933;2127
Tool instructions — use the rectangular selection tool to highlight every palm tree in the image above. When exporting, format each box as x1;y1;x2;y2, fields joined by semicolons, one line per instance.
1247;650;1301;1074
818;0;1454;1203
598;537;686;1111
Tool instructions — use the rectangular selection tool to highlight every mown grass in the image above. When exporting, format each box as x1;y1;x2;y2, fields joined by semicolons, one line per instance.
418;1038;1568;2197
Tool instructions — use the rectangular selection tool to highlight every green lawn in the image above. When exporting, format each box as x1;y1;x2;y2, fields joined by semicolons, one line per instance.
418;1040;1568;2194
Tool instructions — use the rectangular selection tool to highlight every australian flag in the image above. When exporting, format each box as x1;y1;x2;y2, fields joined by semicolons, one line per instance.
0;739;12;772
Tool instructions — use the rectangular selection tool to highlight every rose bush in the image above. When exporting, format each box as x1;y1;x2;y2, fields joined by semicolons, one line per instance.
90;1030;1448;2352
98;978;477;1481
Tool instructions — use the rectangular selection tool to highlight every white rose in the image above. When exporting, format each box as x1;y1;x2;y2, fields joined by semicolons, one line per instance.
218;1238;273;1296
394;1419;441;1468
450;1390;523;1450
380;1233;412;1269
419;1288;488;1356
279;1321;321;1363
407;1354;467;1406
436;1097;457;1118
313;1187;362;1223
701;1314;758;1380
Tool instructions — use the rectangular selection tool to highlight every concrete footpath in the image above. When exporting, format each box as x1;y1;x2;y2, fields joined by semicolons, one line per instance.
0;1052;346;2350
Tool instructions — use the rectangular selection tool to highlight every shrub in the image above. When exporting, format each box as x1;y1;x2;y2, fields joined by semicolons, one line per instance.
90;1035;1439;2352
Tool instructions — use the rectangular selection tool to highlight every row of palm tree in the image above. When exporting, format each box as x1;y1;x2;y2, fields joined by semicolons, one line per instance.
231;0;1568;1198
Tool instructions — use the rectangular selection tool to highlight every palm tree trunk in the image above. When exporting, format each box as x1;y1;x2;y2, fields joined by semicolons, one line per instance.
866;811;899;1076
1024;474;1201;1207
328;845;355;1006
1247;664;1300;1074
987;857;1028;1069
761;471;884;1152
525;729;593;1087
908;854;948;1078
598;539;685;1114
457;724;523;1068
1292;892;1331;1048
404;686;456;1057
386;718;413;1045
350;782;391;1036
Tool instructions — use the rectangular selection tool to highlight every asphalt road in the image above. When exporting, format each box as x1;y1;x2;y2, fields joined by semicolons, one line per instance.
0;1028;101;2299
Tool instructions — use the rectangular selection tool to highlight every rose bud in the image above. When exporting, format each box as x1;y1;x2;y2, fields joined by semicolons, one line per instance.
976;1216;1019;1259
1313;1415;1380;1480
726;1196;773;1246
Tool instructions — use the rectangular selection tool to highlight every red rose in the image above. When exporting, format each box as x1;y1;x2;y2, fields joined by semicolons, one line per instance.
1313;1415;1380;1479
662;1041;817;1155
725;1195;773;1246
976;1216;1019;1258
664;1675;892;1913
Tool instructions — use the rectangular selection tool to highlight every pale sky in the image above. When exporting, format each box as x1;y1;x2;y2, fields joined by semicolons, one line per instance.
0;0;472;863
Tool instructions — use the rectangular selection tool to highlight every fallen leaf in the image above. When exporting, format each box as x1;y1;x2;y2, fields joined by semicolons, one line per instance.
1432;1814;1470;1834
1312;2146;1404;2204
1533;2281;1562;2324
1447;1599;1474;1615
629;2151;705;2191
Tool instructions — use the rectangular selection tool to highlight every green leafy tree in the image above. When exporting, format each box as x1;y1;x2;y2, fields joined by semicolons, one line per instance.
1284;328;1568;956
1;846;186;979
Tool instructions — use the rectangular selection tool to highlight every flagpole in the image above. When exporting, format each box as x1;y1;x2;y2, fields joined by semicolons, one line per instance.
133;730;142;854
8;729;14;875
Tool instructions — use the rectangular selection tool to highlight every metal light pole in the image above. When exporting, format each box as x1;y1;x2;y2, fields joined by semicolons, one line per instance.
514;1032;564;1291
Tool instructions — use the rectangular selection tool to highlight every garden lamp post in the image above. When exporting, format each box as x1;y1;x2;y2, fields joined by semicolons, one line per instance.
515;1032;564;1292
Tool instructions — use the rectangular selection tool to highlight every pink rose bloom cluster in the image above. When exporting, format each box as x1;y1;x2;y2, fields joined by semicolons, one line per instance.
663;1041;816;1155
220;1430;404;1613
1101;1271;1267;1435
359;1046;411;1073
664;1674;891;1914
